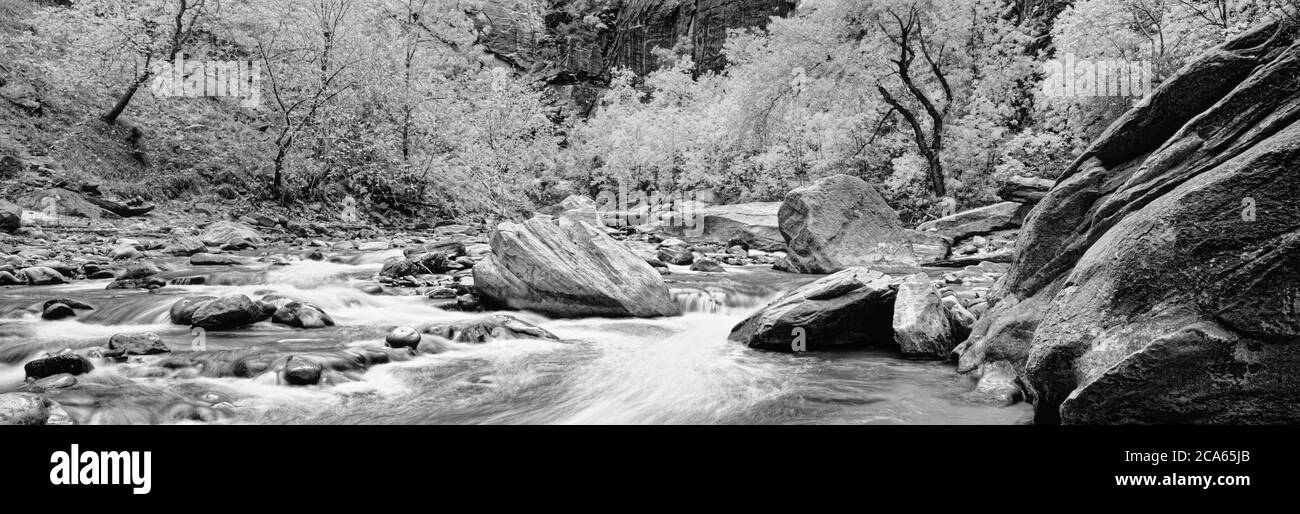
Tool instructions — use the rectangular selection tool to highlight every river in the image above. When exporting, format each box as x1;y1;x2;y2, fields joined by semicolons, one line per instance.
0;249;1031;425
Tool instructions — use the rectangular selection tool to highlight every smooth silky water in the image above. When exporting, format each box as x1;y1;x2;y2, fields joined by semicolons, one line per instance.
0;251;1031;425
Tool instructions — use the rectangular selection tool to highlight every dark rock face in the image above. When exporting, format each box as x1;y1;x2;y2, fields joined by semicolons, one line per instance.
958;21;1300;424
779;175;919;274
729;268;898;352
25;353;94;380
473;217;681;318
474;0;795;112
179;295;270;330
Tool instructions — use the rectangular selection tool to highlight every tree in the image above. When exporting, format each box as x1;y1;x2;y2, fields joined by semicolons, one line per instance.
874;4;954;198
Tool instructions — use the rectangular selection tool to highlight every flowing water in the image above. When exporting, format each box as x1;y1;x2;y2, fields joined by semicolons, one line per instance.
0;250;1031;425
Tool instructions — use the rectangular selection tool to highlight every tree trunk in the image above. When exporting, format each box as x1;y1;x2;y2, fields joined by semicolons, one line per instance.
101;75;147;125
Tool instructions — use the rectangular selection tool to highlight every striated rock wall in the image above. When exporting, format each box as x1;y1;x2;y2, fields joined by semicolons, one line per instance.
955;21;1300;424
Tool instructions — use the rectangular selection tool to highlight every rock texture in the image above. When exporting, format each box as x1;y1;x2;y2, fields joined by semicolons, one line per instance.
956;21;1300;424
779;175;919;274
474;217;681;318
892;274;956;359
729;268;898;351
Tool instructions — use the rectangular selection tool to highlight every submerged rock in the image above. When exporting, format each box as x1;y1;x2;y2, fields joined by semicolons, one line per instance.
200;221;265;248
0;393;49;425
270;301;335;329
424;314;559;343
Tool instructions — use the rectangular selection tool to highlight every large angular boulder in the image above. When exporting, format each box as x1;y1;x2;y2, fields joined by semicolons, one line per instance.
473;217;681;318
891;274;956;359
957;21;1300;424
778;175;918;274
729;268;899;352
915;201;1031;240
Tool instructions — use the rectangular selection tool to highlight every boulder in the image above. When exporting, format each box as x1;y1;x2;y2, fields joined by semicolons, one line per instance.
905;230;952;264
892;274;956;359
380;252;449;278
281;355;323;386
0;211;18;232
270;301;335;329
25;353;94;380
664;202;786;252
106;332;171;359
473;217;681;318
915;202;1031;240
41;302;76;320
778;175;918;274
656;245;694;265
0;393;48;425
18;266;65;285
169;296;217;325
187;295;269;330
199;221;265;247
385;326;422;349
0;271;19;285
424;314;560;343
689;258;725;273
729;268;898;352
964;21;1300;424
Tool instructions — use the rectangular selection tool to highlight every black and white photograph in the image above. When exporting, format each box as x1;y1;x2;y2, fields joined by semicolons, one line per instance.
0;0;1296;500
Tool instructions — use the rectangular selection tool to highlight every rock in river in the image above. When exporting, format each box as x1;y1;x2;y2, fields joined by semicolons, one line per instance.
25;353;94;380
0;393;49;425
892;274;957;359
778;175;918;274
424;314;560;343
730;268;899;352
473;217;681;318
175;295;270;330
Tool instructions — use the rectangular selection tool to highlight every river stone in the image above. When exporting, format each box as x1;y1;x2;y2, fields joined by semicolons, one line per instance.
730;268;899;352
424;314;560;343
106;332;171;358
41;302;76;320
43;298;94;311
170;296;217;325
270;301;335;329
381;252;449;278
282;356;323;386
473;217;681;318
18;266;65;285
0;211;19;233
657;245;694;265
386;326;422;349
0;393;48;425
25;353;94;380
200;221;265;247
166;236;206;256
0;271;20;285
689;257;725;273
662;202;786;252
190;252;249;266
778;175;919;274
188;295;269;330
915;202;1031;240
892;274;957;359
